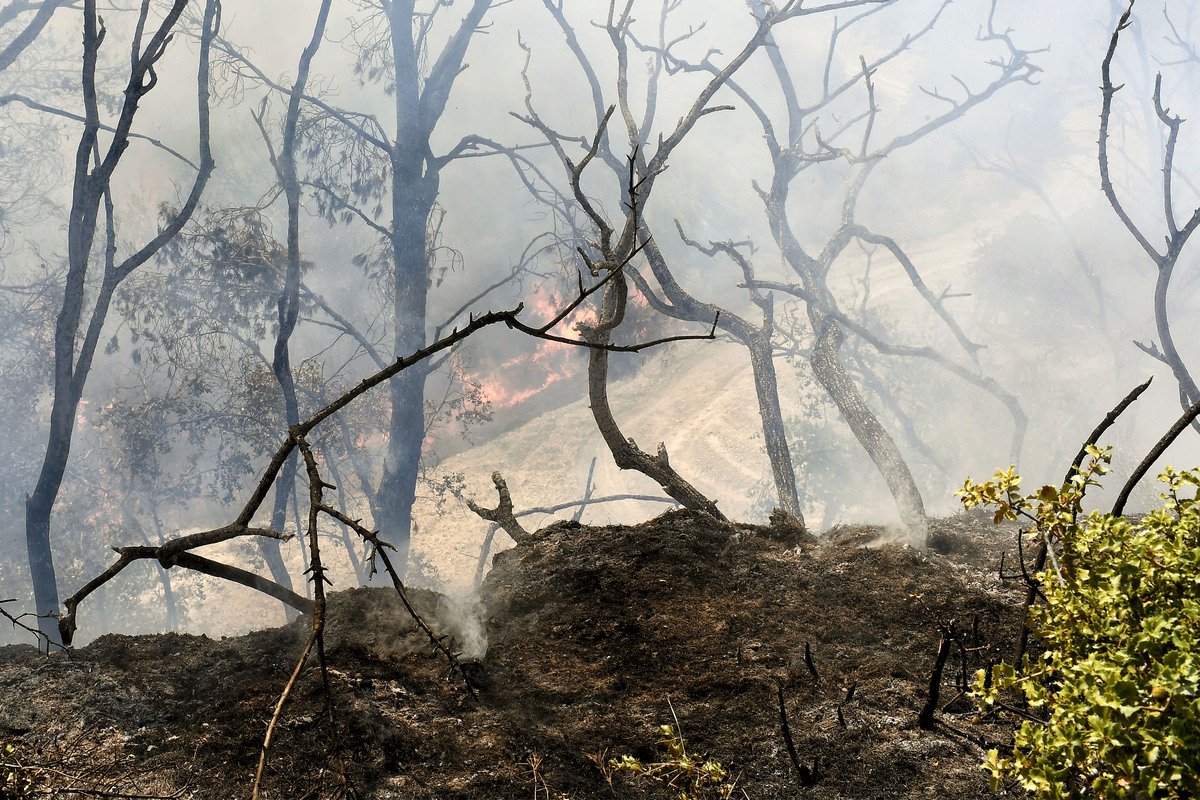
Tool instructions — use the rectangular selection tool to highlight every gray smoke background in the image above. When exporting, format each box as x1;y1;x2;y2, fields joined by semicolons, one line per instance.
2;0;1199;645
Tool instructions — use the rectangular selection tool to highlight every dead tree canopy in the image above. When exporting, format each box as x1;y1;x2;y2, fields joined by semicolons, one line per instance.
516;0;1035;547
1101;0;1200;417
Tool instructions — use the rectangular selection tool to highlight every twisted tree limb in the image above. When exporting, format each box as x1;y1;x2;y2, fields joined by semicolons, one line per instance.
466;471;530;543
578;260;726;522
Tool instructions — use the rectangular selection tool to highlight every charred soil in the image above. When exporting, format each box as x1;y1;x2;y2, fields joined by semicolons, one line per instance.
0;510;1029;798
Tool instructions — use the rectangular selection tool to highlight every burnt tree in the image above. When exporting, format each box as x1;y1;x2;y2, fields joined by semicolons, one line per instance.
24;0;219;649
521;0;826;524
523;0;1031;543
243;0;335;612
216;0;501;579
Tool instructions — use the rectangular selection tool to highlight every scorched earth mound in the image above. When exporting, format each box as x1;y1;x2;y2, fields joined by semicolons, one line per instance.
0;510;1027;799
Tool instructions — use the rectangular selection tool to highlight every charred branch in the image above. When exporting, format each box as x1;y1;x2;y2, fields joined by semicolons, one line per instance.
320;505;478;700
252;432;347;800
777;683;821;786
1112;394;1200;517
0;598;66;654
64;260;702;644
466;471;530;544
1064;377;1152;487
59;536;304;646
919;621;955;730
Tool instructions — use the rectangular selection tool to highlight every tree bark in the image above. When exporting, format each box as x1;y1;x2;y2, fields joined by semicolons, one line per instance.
747;332;802;522
374;0;492;580
634;237;803;523
261;0;333;613
581;268;726;522
808;308;927;544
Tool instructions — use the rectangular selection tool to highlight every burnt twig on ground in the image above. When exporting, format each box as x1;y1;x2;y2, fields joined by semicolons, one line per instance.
776;683;820;786
919;621;955;730
804;641;819;681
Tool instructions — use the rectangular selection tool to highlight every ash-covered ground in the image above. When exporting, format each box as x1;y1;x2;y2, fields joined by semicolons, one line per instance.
0;510;1029;799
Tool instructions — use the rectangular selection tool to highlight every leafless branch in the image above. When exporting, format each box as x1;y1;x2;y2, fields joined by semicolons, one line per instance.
1100;0;1200;408
1113;394;1200;516
0;93;200;169
466;471;530;543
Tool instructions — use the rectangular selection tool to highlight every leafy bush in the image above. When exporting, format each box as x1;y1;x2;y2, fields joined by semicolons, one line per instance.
960;449;1200;798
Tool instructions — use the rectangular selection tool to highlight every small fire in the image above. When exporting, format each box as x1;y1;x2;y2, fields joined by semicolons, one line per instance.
469;287;597;410
469;283;667;410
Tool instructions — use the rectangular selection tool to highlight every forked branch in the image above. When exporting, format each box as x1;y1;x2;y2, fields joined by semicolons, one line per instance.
1100;0;1200;409
466;471;531;543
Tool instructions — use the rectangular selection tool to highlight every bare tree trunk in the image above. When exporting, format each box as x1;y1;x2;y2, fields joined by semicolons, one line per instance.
747;332;802;522
150;508;178;631
808;309;926;543
378;102;431;581
24;493;61;646
259;0;333;614
761;177;929;544
633;234;804;523
370;0;493;581
581;269;726;521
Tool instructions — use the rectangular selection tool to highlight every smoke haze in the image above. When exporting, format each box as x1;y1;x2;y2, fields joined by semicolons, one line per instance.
1;0;1199;645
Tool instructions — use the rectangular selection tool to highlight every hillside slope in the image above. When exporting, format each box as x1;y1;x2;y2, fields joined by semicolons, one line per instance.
412;339;904;591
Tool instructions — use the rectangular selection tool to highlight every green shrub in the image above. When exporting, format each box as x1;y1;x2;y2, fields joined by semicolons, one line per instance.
960;448;1200;799
611;723;738;800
